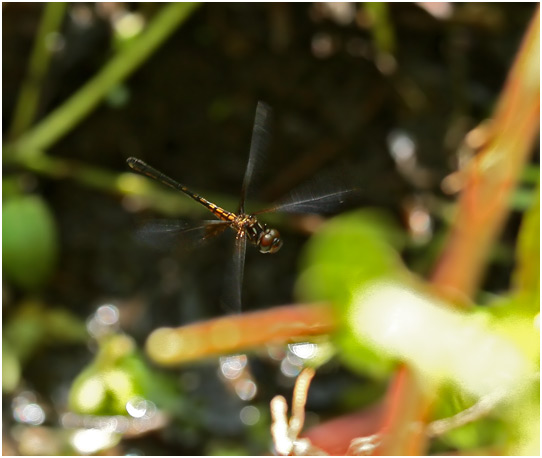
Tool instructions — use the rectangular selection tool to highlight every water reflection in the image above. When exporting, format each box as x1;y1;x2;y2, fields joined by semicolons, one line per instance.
87;303;120;338
240;405;260;426
12;392;46;426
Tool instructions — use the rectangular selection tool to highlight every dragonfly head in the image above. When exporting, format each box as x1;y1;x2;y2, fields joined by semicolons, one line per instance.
258;227;283;254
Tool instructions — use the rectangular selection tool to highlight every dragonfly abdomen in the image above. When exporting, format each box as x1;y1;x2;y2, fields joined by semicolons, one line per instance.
127;157;235;222
202;200;236;222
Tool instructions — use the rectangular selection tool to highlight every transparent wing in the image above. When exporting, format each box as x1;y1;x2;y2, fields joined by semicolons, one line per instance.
255;173;360;215
221;232;247;314
134;219;230;252
238;101;273;213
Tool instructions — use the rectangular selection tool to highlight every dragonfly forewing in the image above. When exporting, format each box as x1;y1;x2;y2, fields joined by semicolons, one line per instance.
255;170;360;215
238;101;273;214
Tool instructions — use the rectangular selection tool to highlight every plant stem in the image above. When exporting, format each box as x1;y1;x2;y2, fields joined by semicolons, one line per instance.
9;3;199;159
8;2;68;140
146;303;336;366
377;7;540;455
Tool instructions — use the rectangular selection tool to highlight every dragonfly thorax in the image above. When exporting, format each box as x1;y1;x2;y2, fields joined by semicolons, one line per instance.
235;214;283;254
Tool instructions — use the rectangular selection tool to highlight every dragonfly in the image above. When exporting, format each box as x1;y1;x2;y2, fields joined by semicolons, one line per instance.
127;102;355;312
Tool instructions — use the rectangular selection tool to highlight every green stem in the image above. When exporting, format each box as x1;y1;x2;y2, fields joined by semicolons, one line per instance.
9;2;199;159
8;2;68;140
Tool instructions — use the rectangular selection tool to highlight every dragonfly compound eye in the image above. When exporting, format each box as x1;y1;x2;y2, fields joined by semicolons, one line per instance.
258;228;283;254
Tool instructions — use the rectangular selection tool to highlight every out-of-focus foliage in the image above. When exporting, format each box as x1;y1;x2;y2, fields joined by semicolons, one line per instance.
3;195;58;290
2;300;87;393
2;339;21;393
296;205;539;453
4;300;87;362
475;190;540;365
431;386;508;451
297;209;407;378
69;333;180;416
512;186;540;307
364;3;395;55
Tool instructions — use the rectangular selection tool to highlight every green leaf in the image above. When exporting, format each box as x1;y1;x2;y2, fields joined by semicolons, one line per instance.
4;300;87;362
2;194;58;290
2;339;21;393
475;298;539;367
296;209;406;378
431;385;508;451
511;186;539;310
69;334;180;416
297;209;405;305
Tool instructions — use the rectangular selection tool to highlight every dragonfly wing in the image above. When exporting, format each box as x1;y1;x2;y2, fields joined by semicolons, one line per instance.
238;101;273;213
135;219;230;252
256;172;361;215
263;189;359;214
222;232;247;314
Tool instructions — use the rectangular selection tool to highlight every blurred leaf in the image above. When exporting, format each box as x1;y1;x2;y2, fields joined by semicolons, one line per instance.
511;186;539;308
521;164;540;185
476;300;539;367
2;339;21;393
431;385;508;451
298;209;536;391
297;209;406;378
3;194;58;290
69;334;180;416
4;302;44;362
46;306;88;342
348;281;534;398
441;418;507;451
297;209;405;303
4;300;87;362
509;186;537;211
507;381;540;455
2;177;23;202
70;335;144;415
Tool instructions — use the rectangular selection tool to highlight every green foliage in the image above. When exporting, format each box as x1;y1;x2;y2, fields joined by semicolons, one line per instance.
297;209;537;400
69;334;181;416
364;3;395;55
3;194;58;290
297;209;407;378
297;209;405;304
512;185;539;309
2;300;86;394
431;385;509;452
4;300;87;363
2;340;21;393
477;188;540;367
